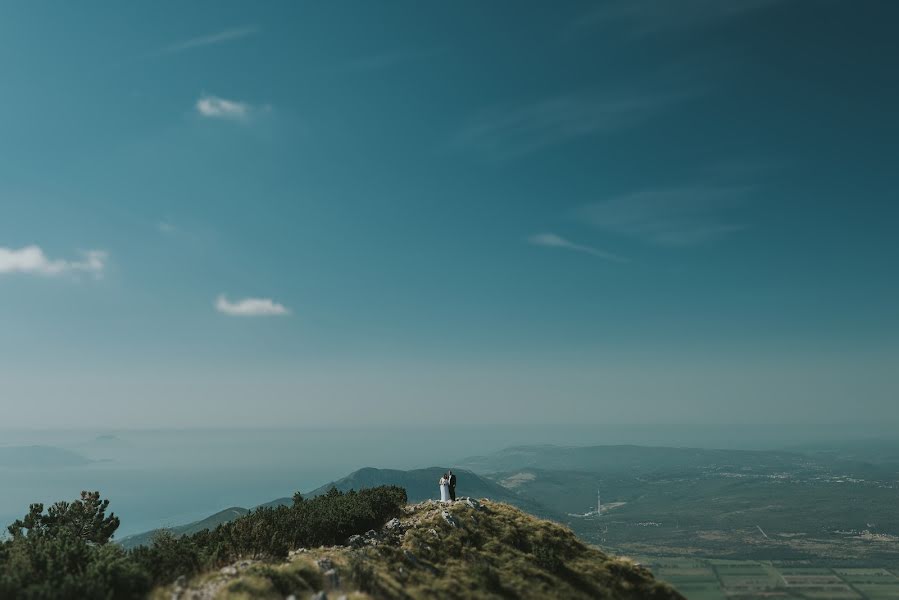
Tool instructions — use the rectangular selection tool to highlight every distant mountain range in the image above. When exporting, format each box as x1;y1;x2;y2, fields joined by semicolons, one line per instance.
117;507;250;549
458;444;811;475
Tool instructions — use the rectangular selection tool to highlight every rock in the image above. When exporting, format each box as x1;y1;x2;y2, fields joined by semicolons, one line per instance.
427;527;440;539
316;558;334;572
385;517;401;530
170;575;187;600
442;510;460;528
462;497;484;511
286;596;296;600
346;534;364;548
219;566;237;576
323;567;340;587
311;592;328;600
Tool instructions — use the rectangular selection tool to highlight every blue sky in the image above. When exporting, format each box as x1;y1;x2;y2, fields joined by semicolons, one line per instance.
1;1;897;428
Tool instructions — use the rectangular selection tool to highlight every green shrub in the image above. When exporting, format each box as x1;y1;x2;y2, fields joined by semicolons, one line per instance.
0;486;407;599
7;491;120;545
0;528;149;599
534;544;564;573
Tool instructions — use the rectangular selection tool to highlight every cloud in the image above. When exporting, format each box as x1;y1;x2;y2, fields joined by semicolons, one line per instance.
196;95;251;120
455;90;689;161
573;0;782;37
0;245;107;278
528;233;627;262
157;221;176;234
157;26;259;56
577;186;748;246
215;295;290;317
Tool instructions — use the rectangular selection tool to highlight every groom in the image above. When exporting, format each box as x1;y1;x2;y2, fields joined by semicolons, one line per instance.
448;469;457;501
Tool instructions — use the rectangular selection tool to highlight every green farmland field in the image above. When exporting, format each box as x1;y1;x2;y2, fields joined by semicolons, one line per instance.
641;557;899;599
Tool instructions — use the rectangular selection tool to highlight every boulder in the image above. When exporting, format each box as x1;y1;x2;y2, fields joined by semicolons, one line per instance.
323;567;340;587
461;497;484;511
441;510;460;528
316;558;334;572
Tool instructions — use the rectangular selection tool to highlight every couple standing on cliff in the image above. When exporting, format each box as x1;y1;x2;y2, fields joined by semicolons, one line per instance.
438;470;457;502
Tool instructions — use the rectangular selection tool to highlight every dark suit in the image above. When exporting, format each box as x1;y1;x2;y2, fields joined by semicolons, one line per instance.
449;473;457;501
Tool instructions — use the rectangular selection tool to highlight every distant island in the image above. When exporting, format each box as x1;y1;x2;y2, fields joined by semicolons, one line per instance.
0;445;92;468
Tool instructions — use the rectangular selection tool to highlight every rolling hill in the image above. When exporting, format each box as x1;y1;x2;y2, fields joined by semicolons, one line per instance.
119;506;249;549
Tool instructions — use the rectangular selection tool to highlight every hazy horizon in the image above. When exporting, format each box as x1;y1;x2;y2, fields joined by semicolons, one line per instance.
4;424;899;538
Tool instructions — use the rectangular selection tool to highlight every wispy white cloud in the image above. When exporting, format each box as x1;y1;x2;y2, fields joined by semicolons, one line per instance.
215;295;290;317
573;0;783;37
528;233;627;262
196;95;251;120
157;26;259;56
157;221;176;234
577;186;749;246
0;245;107;278
455;90;690;161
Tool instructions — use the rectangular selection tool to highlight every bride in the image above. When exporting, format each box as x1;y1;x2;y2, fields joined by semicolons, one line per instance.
438;472;450;502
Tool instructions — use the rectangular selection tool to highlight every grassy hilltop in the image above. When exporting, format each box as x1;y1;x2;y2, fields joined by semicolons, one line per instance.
156;498;682;600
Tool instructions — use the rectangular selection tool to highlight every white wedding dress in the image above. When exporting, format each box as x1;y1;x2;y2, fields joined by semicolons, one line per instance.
439;480;450;502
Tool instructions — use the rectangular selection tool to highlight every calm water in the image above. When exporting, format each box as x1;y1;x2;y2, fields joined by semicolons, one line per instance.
1;425;892;537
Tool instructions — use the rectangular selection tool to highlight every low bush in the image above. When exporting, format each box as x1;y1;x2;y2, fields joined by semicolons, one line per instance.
0;486;407;599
